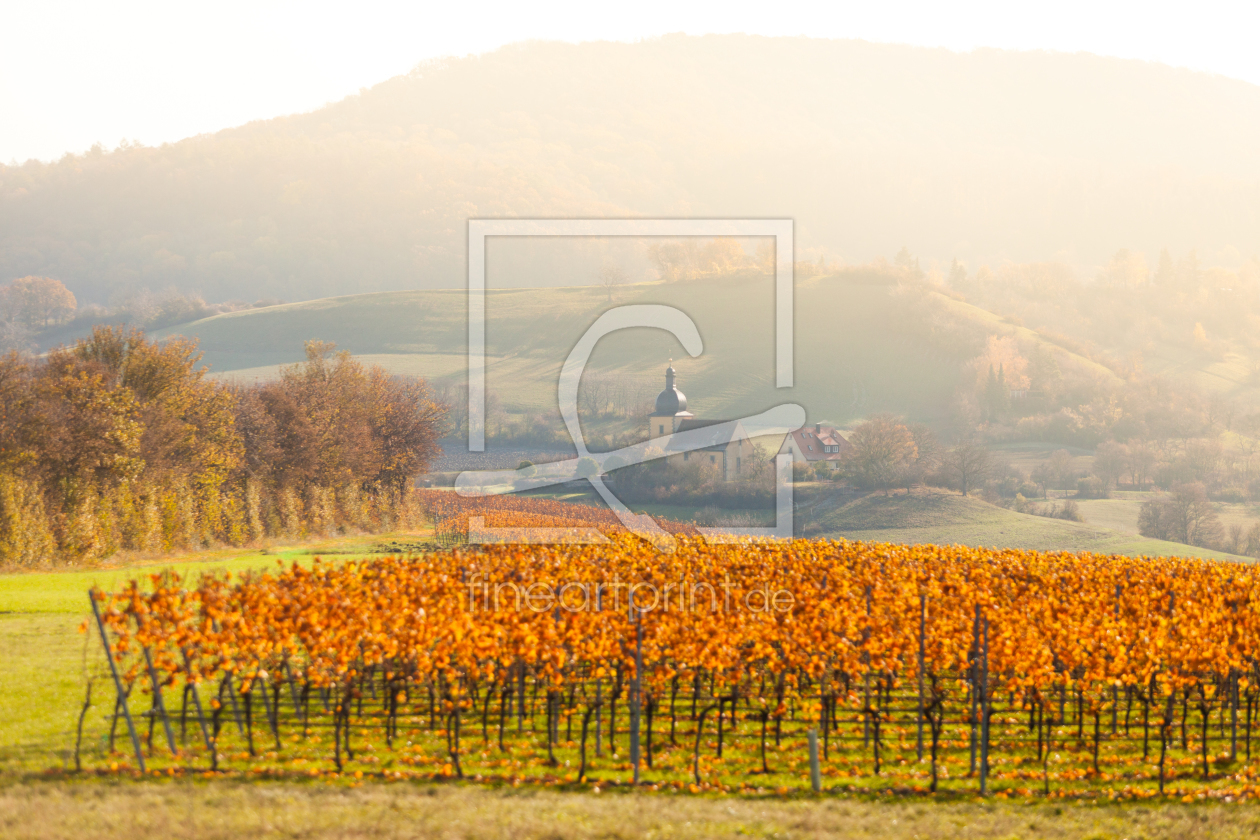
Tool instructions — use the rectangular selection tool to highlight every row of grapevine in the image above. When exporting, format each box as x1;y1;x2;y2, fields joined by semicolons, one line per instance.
90;532;1260;797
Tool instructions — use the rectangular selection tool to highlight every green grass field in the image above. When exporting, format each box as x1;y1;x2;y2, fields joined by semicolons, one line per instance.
526;482;1255;563
811;489;1254;562
152;273;1125;430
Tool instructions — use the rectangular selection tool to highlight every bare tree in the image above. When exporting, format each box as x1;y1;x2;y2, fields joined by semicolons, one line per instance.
899;423;941;493
945;440;994;496
599;265;628;302
1048;449;1075;497
578;373;608;418
1138;482;1223;547
1093;441;1127;490
1126;441;1157;490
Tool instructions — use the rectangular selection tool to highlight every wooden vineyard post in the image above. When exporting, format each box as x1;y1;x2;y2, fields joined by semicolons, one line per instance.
224;673;246;735
808;727;821;792
282;657;305;728
141;643;177;755
979;608;990;796
969;603;980;775
206;619;247;735
862;585;872;749
916;591;926;762
630;600;643;784
595;584;603;757
89;589;147;773
181;647;213;751
1231;670;1239;762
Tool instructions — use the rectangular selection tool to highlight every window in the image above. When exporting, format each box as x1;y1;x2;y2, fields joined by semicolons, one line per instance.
710;454;716;464
736;456;741;471
659;424;665;435
807;444;813;452
683;452;689;461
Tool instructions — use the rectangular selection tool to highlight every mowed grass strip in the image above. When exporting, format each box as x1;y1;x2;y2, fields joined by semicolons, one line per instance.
5;780;1260;840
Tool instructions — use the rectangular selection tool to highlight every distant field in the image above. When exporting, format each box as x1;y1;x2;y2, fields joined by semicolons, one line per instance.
152;273;1126;430
521;483;1254;563
811;489;1254;562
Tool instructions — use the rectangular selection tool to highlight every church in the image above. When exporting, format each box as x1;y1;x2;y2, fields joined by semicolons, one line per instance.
646;363;752;480
645;362;853;478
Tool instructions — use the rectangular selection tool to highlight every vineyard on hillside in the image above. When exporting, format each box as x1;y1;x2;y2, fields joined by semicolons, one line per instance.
415;490;699;545
85;512;1260;801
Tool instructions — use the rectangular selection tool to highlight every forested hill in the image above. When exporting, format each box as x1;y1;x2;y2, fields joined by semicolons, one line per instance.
3;34;1260;304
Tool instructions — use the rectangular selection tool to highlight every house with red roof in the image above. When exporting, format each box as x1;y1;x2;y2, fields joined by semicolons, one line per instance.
777;423;852;472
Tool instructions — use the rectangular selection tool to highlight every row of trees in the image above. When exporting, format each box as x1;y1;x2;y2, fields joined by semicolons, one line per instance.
804;414;996;496
0;273;288;354
0;329;444;567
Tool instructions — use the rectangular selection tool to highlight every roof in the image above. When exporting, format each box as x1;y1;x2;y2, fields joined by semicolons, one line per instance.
663;419;749;453
782;425;852;462
652;363;689;416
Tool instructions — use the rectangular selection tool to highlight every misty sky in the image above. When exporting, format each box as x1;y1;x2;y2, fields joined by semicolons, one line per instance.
3;0;1258;164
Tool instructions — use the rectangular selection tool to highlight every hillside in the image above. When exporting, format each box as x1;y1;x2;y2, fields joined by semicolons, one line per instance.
4;35;1260;305
154;268;1131;429
808;490;1253;563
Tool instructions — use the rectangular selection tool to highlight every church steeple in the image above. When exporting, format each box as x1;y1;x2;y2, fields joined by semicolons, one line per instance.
648;360;692;438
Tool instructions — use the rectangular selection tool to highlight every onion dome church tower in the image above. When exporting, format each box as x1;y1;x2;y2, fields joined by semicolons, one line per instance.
648;361;694;439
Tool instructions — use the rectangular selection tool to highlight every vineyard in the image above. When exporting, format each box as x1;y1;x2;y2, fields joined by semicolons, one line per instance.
86;520;1260;802
417;489;699;545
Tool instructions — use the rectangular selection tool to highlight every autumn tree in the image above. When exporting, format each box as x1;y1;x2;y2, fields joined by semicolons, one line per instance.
73;327;241;490
0;276;77;328
842;414;917;494
30;349;143;495
0;353;39;474
242;341;443;492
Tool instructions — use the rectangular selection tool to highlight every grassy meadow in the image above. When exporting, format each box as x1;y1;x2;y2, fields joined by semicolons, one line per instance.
810;490;1255;562
153;273;1129;429
8;780;1260;840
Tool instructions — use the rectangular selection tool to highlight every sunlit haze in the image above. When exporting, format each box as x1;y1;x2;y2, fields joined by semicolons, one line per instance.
3;0;1260;163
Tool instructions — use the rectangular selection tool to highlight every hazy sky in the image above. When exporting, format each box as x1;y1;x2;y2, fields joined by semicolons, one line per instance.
3;0;1258;164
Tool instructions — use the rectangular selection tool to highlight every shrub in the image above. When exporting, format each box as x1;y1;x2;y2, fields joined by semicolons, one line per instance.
0;472;56;568
1211;486;1247;503
1075;476;1108;499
